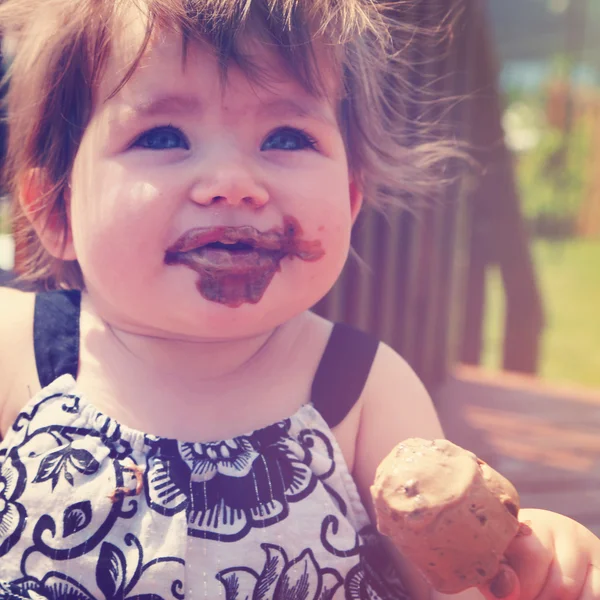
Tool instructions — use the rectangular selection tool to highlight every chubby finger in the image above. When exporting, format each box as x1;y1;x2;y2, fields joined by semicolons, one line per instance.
478;563;520;600
502;519;555;600
532;533;591;600
579;564;600;600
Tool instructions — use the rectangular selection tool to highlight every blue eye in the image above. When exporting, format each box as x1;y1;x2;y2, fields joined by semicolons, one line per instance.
261;128;317;151
133;126;189;150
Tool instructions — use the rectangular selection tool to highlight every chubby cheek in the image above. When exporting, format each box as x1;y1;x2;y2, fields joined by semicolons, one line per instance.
287;211;352;301
312;191;353;261
69;175;170;286
286;166;353;243
278;171;354;288
316;220;351;270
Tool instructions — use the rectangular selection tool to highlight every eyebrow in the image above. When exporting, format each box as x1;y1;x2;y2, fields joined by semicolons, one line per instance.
125;94;203;118
121;94;336;127
257;98;338;128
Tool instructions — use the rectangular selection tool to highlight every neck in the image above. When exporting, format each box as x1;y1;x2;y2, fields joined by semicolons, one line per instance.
109;325;278;381
80;294;283;383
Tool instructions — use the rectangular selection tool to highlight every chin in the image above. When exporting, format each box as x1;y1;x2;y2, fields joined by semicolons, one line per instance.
166;260;332;320
158;277;318;340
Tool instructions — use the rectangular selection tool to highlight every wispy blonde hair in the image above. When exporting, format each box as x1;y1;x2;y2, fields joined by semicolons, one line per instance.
0;0;457;290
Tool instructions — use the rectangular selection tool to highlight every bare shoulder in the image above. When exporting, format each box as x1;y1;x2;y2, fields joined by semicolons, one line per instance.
359;341;444;446
0;286;37;434
0;286;35;364
352;342;446;600
352;339;444;507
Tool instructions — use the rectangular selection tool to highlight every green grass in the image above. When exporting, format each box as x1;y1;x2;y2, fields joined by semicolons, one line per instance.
0;204;7;235
483;238;600;389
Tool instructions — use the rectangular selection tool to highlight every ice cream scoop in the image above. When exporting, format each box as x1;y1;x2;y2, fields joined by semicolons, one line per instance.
371;438;520;594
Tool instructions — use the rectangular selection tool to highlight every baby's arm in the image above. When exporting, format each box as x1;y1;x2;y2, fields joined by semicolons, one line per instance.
353;343;600;600
352;342;483;600
0;286;36;438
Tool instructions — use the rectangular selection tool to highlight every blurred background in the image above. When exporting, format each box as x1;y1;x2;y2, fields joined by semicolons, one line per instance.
485;0;600;388
463;0;600;534
317;0;600;534
0;1;599;531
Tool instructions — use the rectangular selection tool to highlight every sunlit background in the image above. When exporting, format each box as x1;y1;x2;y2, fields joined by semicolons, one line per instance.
484;0;600;389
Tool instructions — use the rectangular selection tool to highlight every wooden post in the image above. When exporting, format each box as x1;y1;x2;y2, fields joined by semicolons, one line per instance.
459;0;544;374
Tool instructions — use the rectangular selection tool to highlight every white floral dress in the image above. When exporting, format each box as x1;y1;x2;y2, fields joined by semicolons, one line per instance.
0;291;408;600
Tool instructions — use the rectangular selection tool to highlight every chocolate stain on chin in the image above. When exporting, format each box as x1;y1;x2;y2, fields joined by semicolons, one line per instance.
165;216;325;307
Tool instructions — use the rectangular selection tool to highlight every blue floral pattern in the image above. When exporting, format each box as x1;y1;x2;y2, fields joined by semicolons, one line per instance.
0;377;407;599
32;443;100;490
145;422;319;541
0;535;185;600
0;455;27;558
217;544;343;599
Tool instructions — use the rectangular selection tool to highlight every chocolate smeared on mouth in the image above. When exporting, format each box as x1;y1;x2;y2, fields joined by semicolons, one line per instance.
165;216;324;307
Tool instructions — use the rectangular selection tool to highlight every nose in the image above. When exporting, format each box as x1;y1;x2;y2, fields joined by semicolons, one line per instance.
189;154;269;209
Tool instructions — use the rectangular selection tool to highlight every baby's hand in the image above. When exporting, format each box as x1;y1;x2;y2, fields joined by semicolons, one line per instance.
479;508;600;600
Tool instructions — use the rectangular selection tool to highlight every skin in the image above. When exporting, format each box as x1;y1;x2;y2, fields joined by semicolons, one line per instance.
1;28;599;600
65;34;358;343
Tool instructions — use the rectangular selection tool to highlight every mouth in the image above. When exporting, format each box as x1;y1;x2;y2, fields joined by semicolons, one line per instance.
203;241;255;252
165;225;285;257
164;218;325;307
164;226;289;278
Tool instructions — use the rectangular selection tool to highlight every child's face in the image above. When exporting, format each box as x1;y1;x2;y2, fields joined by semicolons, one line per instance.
66;31;361;338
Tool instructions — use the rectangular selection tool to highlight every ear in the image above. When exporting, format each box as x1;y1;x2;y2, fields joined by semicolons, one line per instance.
19;168;77;261
349;177;364;225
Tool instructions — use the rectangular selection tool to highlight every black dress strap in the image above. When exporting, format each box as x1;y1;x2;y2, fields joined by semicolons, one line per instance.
34;290;81;388
310;323;380;429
